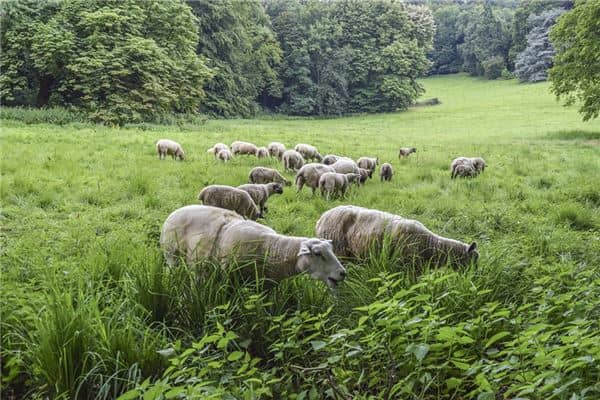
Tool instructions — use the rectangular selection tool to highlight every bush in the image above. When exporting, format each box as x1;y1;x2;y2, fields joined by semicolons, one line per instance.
0;106;87;125
482;56;506;80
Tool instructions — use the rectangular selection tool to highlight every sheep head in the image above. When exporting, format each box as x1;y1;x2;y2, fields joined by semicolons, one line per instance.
296;239;346;288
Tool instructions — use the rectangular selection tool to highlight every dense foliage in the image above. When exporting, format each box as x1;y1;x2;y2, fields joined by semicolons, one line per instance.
549;0;600;121
0;0;211;125
514;9;566;83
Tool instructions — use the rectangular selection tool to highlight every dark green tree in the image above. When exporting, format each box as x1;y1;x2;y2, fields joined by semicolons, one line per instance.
429;5;464;74
549;0;600;121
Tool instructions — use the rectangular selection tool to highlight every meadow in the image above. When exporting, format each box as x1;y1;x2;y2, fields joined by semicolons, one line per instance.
1;74;599;399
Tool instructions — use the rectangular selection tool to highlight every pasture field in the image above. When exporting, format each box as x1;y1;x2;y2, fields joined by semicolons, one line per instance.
1;74;600;399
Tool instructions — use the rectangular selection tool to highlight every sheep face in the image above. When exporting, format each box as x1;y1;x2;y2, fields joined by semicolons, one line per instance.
271;182;284;194
296;239;346;288
177;150;185;161
448;242;479;267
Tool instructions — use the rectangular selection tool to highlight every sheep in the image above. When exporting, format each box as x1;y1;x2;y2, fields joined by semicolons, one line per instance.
160;205;347;288
295;143;323;162
295;163;335;195
268;142;286;160
450;157;479;179
357;157;378;174
357;168;371;184
248;167;290;186
331;159;360;175
217;149;232;162
156;139;185;160
318;172;360;200
322;154;349;165
315;205;479;268
237;182;284;215
282;150;305;172
198;185;261;220
207;143;229;157
380;163;393;181
470;157;486;174
256;147;269;158
399;147;417;157
231;141;259;156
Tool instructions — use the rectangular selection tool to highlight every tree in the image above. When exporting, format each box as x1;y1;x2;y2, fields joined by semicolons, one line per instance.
549;0;600;121
1;0;211;125
429;5;464;75
187;0;282;117
514;9;566;83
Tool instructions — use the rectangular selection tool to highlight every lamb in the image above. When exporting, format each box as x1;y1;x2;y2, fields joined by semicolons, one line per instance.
331;159;360;174
160;205;347;288
156;139;185;160
198;185;261;220
256;147;269;158
450;157;479;179
295;163;335;195
318;172;360;200
217;149;232;162
207;143;229;157
248;167;290;186
282;150;305;172
231;141;259;156
315;205;479;268
295;143;323;162
357;157;378;174
237;182;284;215
268;142;286;160
399;147;417;157
380;163;393;181
357;168;371;184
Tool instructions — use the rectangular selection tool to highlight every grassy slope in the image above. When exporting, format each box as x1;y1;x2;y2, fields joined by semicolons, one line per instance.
1;74;599;398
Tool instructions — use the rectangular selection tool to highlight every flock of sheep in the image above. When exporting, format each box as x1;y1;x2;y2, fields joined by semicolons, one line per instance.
155;138;485;289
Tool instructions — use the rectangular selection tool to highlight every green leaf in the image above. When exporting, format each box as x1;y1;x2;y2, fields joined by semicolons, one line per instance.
227;351;244;362
310;340;327;351
485;331;511;349
117;389;141;400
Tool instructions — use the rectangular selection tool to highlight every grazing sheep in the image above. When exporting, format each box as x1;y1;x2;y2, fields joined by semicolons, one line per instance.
237;182;284;215
399;147;417;157
249;167;290;186
198;185;261;220
450;157;479;179
156;139;185;160
257;147;269;158
207;143;229;157
268;142;286;160
470;157;486;173
231;141;259;156
282;150;305;172
217;149;232;162
357;157;378;174
295;163;335;195
331;159;360;174
160;205;347;288
315;205;479;268
357;168;371;184
322;154;350;165
295;143;323;162
380;163;393;181
318;172;360;200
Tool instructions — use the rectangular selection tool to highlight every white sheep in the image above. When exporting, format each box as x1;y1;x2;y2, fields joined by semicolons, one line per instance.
331;159;360;174
318;172;360;200
322;154;350;165
256;147;269;158
237;182;284;215
156;139;185;160
160;205;347;287
399;147;417;157
198;185;261;220
207;143;229;157
315;205;479;268
295;143;323;162
282;149;305;172
450;157;480;179
217;149;232;162
268;142;286;160
295;163;335;195
248;167;290;186
470;157;486;173
357;168;371;184
380;163;393;181
231;141;259;156
357;157;378;174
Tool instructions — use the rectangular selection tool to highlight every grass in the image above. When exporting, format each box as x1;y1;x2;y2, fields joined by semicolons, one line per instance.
1;74;599;399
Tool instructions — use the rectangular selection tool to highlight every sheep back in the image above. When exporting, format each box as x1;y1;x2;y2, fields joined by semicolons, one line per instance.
198;185;261;220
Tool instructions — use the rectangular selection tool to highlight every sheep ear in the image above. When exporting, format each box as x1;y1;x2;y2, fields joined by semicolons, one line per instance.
297;243;311;257
468;242;477;253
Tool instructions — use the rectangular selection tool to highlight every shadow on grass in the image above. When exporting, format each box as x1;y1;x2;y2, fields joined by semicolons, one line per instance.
546;130;600;141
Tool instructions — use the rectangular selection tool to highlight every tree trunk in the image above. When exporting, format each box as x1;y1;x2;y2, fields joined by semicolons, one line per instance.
36;75;53;107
